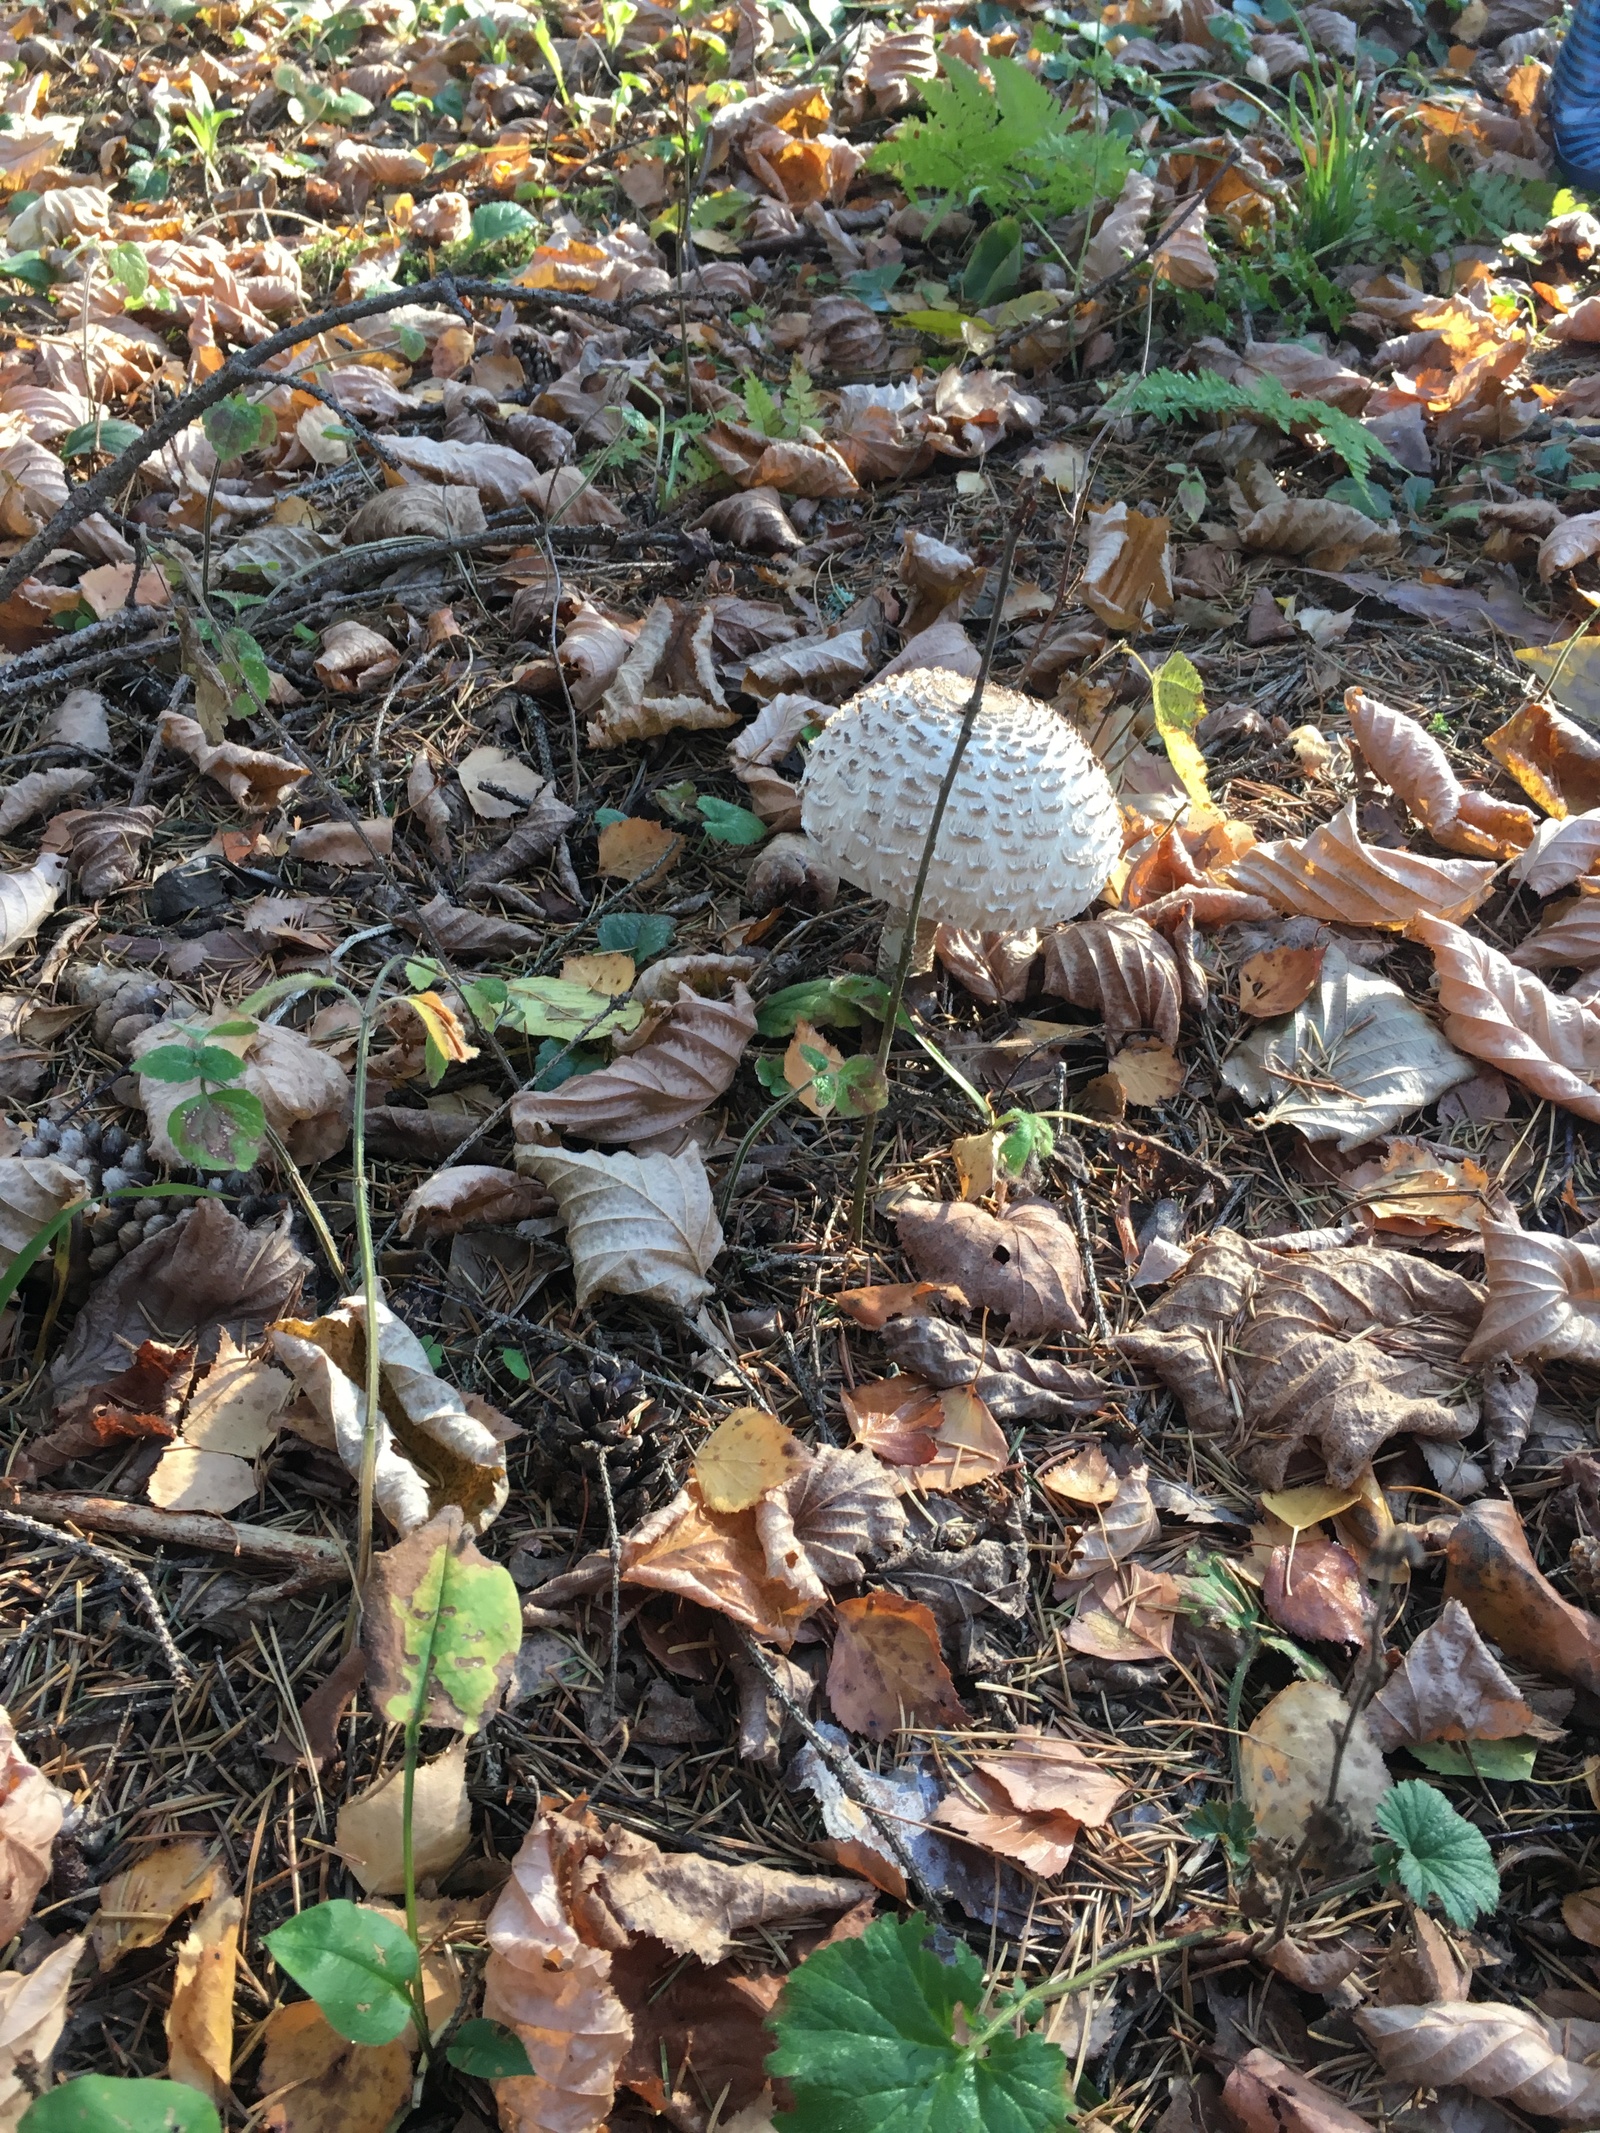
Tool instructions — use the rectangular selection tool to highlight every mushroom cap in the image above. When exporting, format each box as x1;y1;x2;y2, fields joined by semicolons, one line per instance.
799;668;1121;932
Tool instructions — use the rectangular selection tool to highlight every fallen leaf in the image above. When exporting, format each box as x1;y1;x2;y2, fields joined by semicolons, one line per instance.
1346;689;1535;857
932;1769;1083;1878
337;1739;472;1895
270;1293;507;1535
1235;941;1324;1017
693;1407;810;1513
363;1507;520;1736
755;1445;908;1605
1235;461;1400;569
1043;913;1186;1048
622;1484;818;1642
180;1332;292;1456
0;766;91;835
1080;503;1173;632
1344;1139;1498;1241
935;1732;1127;1875
832;1282;970;1330
160;710;309;810
133;1014;351;1167
1510;894;1600;972
1446;1497;1600;1699
1356;2002;1600;2122
396;1164;553;1241
1259;1481;1366;1529
166;1886;240;2103
0;1936;84;2133
457;745;550;820
596;815;683;882
1466;1217;1600;1365
1152;199;1217;289
1227;802;1497;927
1541;513;1600;580
0;1709;69;1946
147;1447;257;1515
258;1999;414;2133
1564;1889;1600;1947
1037;1444;1119;1506
1119;1233;1482;1488
598;1822;870;1962
1243;1679;1391;1857
512;985;755;1146
1058;1458;1162;1586
1108;1041;1184;1107
0;1155;89;1257
0;851;67;954
93;1837;218;1970
879;1315;1108;1421
826;1590;967;1740
1065;1562;1182;1661
562;952;636;994
1222;947;1473;1149
1486;698;1600;816
51;804;160;898
842;1376;1010;1492
890;1194;1084;1337
587;600;739;748
313;620;399;695
1262;1538;1370;1647
1224;2049;1379;2133
1366;1598;1556;1751
1512;809;1600;894
522;1144;723;1314
932;928;1041;1008
1412;916;1600;1124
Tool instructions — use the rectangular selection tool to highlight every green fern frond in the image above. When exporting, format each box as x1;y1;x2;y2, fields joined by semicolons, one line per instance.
1116;365;1398;487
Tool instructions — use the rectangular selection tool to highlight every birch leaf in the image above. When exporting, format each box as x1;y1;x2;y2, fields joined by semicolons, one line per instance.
165;1889;241;2105
1222;948;1473;1148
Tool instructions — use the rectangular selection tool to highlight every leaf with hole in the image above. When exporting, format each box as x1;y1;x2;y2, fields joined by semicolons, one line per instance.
264;1899;418;2045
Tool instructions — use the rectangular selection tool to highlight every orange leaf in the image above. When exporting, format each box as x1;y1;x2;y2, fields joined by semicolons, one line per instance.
826;1591;967;1740
596;817;683;882
1238;944;1324;1017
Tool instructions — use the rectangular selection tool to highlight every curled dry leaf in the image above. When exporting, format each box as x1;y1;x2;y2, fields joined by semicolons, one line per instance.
0;1707;70;1945
522;1143;723;1313
0;850;66;954
1058;1459;1161;1586
166;1885;241;2104
161;711;309;811
396;1164;554;1240
133;1016;352;1167
1445;1497;1600;1699
755;1444;907;1606
0;1155;89;1256
1357;2002;1600;2123
1080;503;1173;632
456;745;546;821
270;1292;508;1534
512;984;756;1146
936;1729;1126;1877
1467;1218;1600;1367
1234;461;1400;569
1486;697;1600;817
50;805;159;897
1511;808;1600;895
0;1936;84;2133
588;600;739;749
622;1483;819;1643
932;927;1040;1007
880;1316;1107;1421
1222;948;1473;1149
0;765;90;835
890;1193;1084;1338
826;1590;967;1740
1343;1138;1499;1242
406;749;452;864
1262;1537;1370;1647
1243;1679;1391;1856
597;816;683;883
1224;2050;1379;2133
1064;1561;1182;1662
1412;916;1600;1125
1510;894;1600;971
1118;1233;1483;1488
841;1375;1010;1491
1225;803;1497;927
1043;912;1185;1048
1541;513;1600;580
1346;690;1535;858
93;1837;218;1971
1366;1597;1557;1751
313;621;399;695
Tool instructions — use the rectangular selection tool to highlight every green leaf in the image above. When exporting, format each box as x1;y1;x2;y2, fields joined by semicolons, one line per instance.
1179;1553;1258;1637
362;1507;521;1736
768;1912;1071;2133
699;795;768;846
997;1110;1054;1175
265;1900;419;2045
202;394;273;462
471;198;535;242
166;1088;267;1172
756;1052;791;1097
446;2019;535;2077
0;250;55;292
501;1347;532;1382
828;1055;889;1119
61;417;142;460
961;217;1024;308
742;373;785;437
596;911;676;961
137;1042;209;1085
481;975;643;1045
1150;651;1211;812
1374;1779;1500;1927
189;1044;247;1085
757;976;874;1038
1185;1800;1255;1869
1407;1738;1538;1782
21;2076;222;2133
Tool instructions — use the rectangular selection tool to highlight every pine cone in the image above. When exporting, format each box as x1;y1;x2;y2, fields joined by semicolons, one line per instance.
529;1355;670;1528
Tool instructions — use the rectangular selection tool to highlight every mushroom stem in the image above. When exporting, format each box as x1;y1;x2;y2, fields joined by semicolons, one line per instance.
877;914;937;981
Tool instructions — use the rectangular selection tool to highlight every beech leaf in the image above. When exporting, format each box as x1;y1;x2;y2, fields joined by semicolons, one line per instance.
1357;2001;1600;2124
522;1144;723;1313
890;1194;1084;1337
1226;802;1497;928
511;985;756;1145
1413;916;1600;1124
826;1590;967;1740
1367;1597;1562;1752
1042;912;1184;1048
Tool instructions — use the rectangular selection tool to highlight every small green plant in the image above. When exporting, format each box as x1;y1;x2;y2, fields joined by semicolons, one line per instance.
273;59;374;127
1115;367;1398;504
23;2076;221;2133
870;54;1130;222
1375;1780;1500;1926
406;958;643;1045
741;360;823;439
137;1021;267;1172
1283;64;1388;261
435;199;543;278
177;76;234;188
299;227;363;299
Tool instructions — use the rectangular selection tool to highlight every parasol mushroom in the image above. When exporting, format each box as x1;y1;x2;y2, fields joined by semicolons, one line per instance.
799;667;1121;974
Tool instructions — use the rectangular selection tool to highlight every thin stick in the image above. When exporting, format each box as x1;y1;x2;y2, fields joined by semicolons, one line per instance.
595;1448;622;1727
848;488;1037;1244
0;1506;192;1685
0;1485;347;1580
352;955;404;1596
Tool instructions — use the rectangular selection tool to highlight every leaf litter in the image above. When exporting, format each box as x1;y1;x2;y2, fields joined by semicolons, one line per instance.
10;4;1600;2131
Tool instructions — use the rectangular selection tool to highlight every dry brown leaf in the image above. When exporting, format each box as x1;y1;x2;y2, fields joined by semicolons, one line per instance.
899;529;984;637
1541;512;1600;580
1107;1041;1184;1108
755;1444;907;1605
693;487;803;553
1366;1597;1555;1750
93;1837;217;1970
410;893;541;960
841;1375;1010;1491
134;1015;351;1167
1465;1217;1600;1366
395;1165;553;1241
313;621;398;695
1043;913;1185;1047
50;805;159;898
512;984;755;1145
832;1281;969;1330
406;749;453;865
1234;462;1400;569
826;1590;967;1740
971;1730;1126;1825
596;815;683;882
1512;809;1600;894
693;1408;809;1512
1343;1139;1498;1241
1119;1233;1483;1488
522;1144;722;1313
621;1483;818;1642
384;433;546;511
1037;1445;1119;1506
337;1741;472;1895
0;1156;91;1258
1226;802;1496;927
47;688;108;752
1357;2002;1600;2122
1058;1459;1161;1585
166;1886;240;2103
1511;893;1600;971
1413;915;1600;1124
1346;689;1535;857
0;766;90;836
484;1937;629;2131
932;927;1040;1007
456;745;547;821
1446;1496;1600;1700
160;711;308;811
742;628;873;703
891;1193;1084;1338
1239;943;1326;1017
0;1936;85;2133
588;600;739;749
0;1709;68;1947
931;1769;1083;1877
1486;698;1600;817
0;851;66;954
1064;1561;1182;1661
1084;169;1156;283
1080;504;1173;632
258;2000;413;2133
1564;1888;1600;1946
1261;1536;1369;1647
597;1822;868;1962
1152;199;1217;289
1243;1679;1391;1854
1224;2050;1378;2133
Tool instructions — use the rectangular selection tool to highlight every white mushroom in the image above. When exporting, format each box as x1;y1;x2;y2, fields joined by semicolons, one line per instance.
799;667;1121;972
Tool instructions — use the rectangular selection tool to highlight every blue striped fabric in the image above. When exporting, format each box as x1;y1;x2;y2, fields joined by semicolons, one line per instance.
1550;0;1600;190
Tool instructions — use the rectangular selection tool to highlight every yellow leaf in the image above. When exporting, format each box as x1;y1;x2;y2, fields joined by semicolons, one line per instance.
1259;1481;1365;1530
1150;650;1212;811
561;951;636;994
951;1129;1000;1202
597;816;683;882
166;1888;240;2103
405;990;478;1082
259;2000;413;2133
1108;1041;1184;1107
692;1407;808;1513
93;1839;217;1971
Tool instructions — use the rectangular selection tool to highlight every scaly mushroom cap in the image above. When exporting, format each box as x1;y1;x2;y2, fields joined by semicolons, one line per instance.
799;668;1121;933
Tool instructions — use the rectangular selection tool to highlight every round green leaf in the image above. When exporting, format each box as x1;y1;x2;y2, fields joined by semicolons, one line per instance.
446;2018;535;2077
137;1044;207;1085
202;395;271;462
166;1087;267;1172
1374;1779;1500;1927
22;2077;221;2133
471;199;535;243
265;1899;419;2045
697;794;768;846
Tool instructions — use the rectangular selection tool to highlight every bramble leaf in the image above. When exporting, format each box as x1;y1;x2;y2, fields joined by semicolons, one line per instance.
1374;1779;1500;1926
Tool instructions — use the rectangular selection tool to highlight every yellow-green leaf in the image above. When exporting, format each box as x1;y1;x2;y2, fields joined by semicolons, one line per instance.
1151;650;1212;811
363;1507;521;1737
